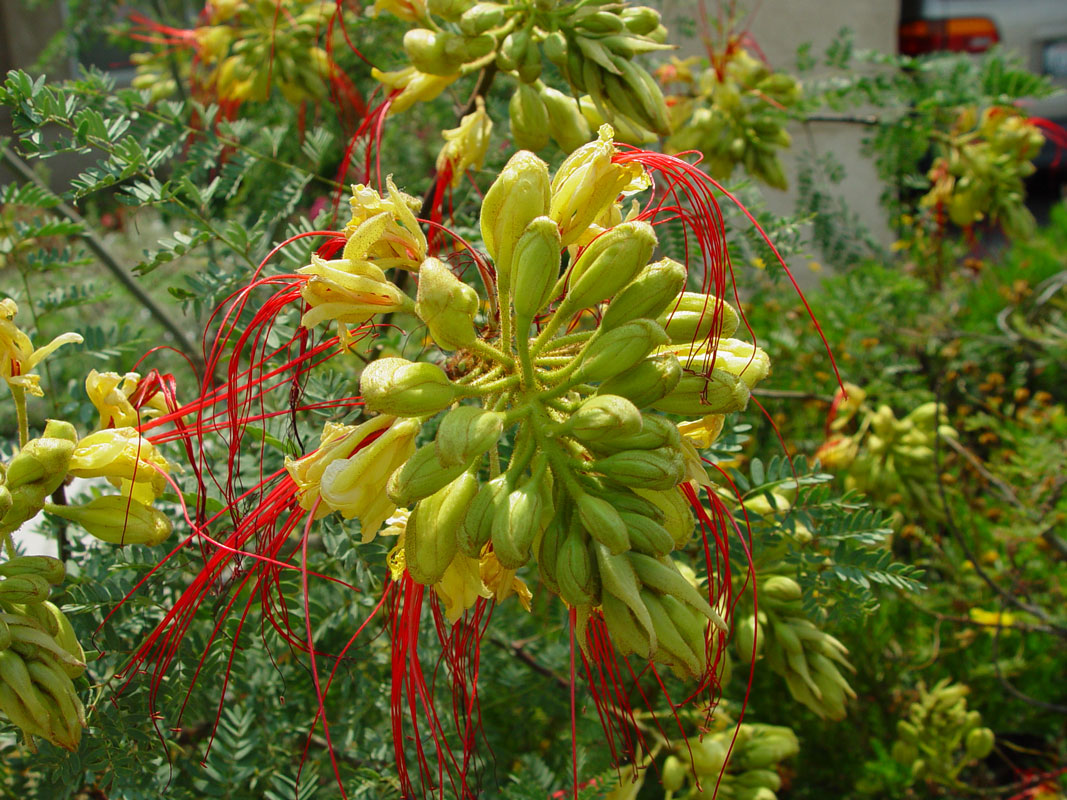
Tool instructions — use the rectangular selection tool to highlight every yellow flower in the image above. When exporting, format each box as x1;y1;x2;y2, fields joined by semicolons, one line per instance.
343;179;427;270
436;97;492;188
0;298;83;397
479;551;532;612
969;608;1017;628
297;254;414;344
435;552;491;623
659;338;772;389
372;66;458;115
68;427;171;503
85;370;168;430
549;124;650;247
286;416;420;541
677;414;725;449
371;0;426;22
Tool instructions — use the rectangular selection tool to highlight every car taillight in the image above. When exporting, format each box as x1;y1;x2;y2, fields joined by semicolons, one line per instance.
899;17;1000;56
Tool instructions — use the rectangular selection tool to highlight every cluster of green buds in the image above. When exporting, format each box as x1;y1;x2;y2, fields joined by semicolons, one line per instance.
0;555;86;751
661;47;802;189
817;388;958;530
131;0;340;105
734;574;856;721
373;0;672;150
289;126;772;667
890;680;995;786
661;723;800;800
921;106;1046;239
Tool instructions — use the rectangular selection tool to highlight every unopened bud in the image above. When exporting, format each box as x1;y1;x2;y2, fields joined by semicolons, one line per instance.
360;358;456;417
564;394;642;443
510;217;562;323
406;471;478;585
651;370;751;416
509;83;550;151
575;319;668;384
415;258;479;349
964;727;994;760
434;406;505;467
457;473;509;557
0;573;51;604
458;2;505;34
600;258;687;331
387;443;468;506
576;491;630;554
592;447;685;491
45;496;171;546
760;575;802;602
590;414;682;454
5;436;76;495
596;353;682;408
658;292;740;343
565;221;657;311
540;85;592;153
480;151;550;271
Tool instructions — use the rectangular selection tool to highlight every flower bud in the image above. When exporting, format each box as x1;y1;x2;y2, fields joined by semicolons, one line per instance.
510;217;562;324
0;487;11;519
651;370;751;416
41;420;77;443
540;85;592;153
564;394;643;443
4;437;76;494
415;258;479;349
458;2;505;34
509;83;550;151
406;471;478;585
576;491;630;554
549;125;650;247
600;258;687;331
457;473;510;557
595;353;682;408
565;221;657;311
387;443;469;506
0;573;51;604
480;151;551;271
592;447;686;491
965;727;995;760
575;319;668;384
634;487;695;548
658;292;740;343
403;29;465;76
491;481;544;569
46;496;171;546
589;414;682;454
555;518;601;607
0;554;65;584
360;357;456;417
434;406;505;467
760;575;802;602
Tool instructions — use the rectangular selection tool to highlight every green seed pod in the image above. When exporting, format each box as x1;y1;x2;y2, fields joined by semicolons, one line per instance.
360;358;456;417
415;257;479;350
595;353;682;408
651;370;751;416
575;491;630;554
575;319;668;384
658;291;740;343
386;443;468;506
592;446;685;491
480;151;551;272
662;755;688;792
457;473;510;557
540;86;592;153
564;394;643;443
600;258;688;331
434;406;505;468
405;471;478;585
565;221;657;311
509;83;551;151
510;216;562;323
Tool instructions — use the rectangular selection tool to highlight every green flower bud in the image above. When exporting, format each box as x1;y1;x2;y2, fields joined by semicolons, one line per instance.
760;575;802;602
386;443;468;506
458;2;505;35
406;471;478;585
510;216;562;323
651;370;751;416
564;394;643;443
658;291;740;343
575;319;668;384
4;437;76;493
415;258;479;350
634;487;695;548
434;406;505;468
41;420;78;443
0;554;65;584
576;491;630;554
480;151;551;271
565;221;657;311
45;496;171;546
591;447;685;491
540;85;592;153
457;473;510;557
595;353;682;408
0;573;51;604
964;727;995;760
555;519;601;607
589;414;682;455
600;258;687;331
491;480;544;569
662;755;688;793
618;511;674;556
509;83;550;151
0;487;10;519
360;357;456;417
620;6;661;35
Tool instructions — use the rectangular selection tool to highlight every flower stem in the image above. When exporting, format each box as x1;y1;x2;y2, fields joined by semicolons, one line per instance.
11;385;29;448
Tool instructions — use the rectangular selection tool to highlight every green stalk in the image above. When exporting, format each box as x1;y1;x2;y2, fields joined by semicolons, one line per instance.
10;385;29;449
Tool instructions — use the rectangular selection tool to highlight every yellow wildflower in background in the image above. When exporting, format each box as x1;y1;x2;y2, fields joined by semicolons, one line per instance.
437;97;492;188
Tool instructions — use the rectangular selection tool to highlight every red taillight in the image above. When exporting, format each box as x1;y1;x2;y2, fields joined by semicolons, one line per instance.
899;17;1000;56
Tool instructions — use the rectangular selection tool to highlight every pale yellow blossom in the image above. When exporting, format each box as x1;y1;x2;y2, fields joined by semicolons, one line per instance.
0;298;82;397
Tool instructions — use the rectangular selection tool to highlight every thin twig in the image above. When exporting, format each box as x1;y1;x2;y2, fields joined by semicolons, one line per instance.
1;145;204;372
